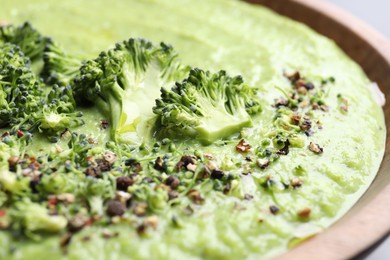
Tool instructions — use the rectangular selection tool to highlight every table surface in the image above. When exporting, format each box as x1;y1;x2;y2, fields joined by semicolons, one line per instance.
325;0;390;259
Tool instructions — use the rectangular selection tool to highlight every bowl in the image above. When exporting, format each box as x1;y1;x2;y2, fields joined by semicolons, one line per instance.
245;0;390;259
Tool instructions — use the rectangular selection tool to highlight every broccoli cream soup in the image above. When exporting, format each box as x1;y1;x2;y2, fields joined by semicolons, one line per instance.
0;0;385;259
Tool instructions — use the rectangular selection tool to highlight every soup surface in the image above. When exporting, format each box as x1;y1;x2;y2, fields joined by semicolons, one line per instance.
0;0;386;259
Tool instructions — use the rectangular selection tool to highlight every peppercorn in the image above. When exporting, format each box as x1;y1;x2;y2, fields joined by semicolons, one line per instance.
210;169;225;179
165;175;180;189
106;200;125;217
116;176;134;191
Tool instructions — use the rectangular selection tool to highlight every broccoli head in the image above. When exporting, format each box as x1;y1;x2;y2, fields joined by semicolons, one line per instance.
0;43;43;127
0;22;49;63
153;68;262;145
41;40;83;86
0;43;83;133
73;38;189;143
10;199;67;238
31;85;84;132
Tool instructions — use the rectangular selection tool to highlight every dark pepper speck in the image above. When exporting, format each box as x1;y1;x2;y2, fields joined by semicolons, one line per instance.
165;175;180;189
210;169;225;179
277;140;290;155
154;157;165;171
106;200;125;217
176;155;196;171
304;82;315;90
269;205;280;215
116;176;134;191
244;194;254;200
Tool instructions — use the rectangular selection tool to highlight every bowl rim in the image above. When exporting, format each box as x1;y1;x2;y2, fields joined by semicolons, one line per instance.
244;0;390;259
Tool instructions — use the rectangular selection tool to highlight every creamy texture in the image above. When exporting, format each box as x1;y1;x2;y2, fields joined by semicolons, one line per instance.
0;0;386;259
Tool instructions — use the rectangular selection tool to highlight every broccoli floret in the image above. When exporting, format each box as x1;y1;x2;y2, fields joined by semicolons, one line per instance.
153;68;262;145
73;38;189;143
0;43;44;127
10;199;67;237
41;40;83;86
31;85;84;132
0;43;84;133
0;132;33;197
66;132;94;164
0;22;49;62
78;176;115;215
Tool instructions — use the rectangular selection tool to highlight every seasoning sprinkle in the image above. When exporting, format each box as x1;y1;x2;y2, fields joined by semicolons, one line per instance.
116;176;134;191
244;194;254;200
154;157;165;171
236;139;252;153
308;142;323;154
100;119;109;129
269;205;280;215
257;158;270;169
187;189;204;204
165;175;180;189
298;208;311;219
106;200;126;217
277;140;290;155
210;169;225;179
176;155;197;171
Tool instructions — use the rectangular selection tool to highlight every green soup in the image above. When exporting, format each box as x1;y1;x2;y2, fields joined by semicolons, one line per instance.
0;0;385;259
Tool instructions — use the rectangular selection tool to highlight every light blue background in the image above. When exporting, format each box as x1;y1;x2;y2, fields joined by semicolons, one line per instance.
326;0;390;259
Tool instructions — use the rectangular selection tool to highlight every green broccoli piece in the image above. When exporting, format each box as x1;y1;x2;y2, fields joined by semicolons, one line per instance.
31;85;84;132
0;43;44;127
153;68;262;145
66;132;94;164
0;43;84;133
73;38;189;144
0;132;33;197
78;176;115;215
10;200;67;237
41;40;83;86
0;22;49;63
37;172;73;195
